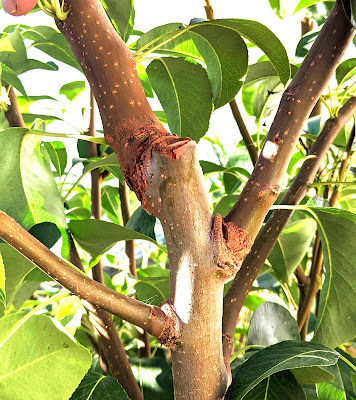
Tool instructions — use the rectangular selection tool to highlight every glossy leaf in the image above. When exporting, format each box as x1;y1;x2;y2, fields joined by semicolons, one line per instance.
68;219;165;260
0;128;66;230
247;302;300;347
130;357;174;400
309;207;356;349
126;207;156;241
59;81;86;102
43;141;67;179
243;370;306;400
225;341;339;400
135;267;170;306
269;215;316;285
101;185;121;224
83;153;123;182
137;63;154;98
147;57;212;141
70;372;129;399
316;350;356;400
0;313;91;400
101;0;135;42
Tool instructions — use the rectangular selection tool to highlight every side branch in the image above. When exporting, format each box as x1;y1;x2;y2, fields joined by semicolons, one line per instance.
222;96;356;358
0;211;166;338
225;0;355;240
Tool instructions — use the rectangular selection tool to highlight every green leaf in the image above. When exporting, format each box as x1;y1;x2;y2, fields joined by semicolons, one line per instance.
135;267;170;306
335;58;356;85
0;29;27;75
269;0;288;19
66;207;92;220
68;219;165;260
70;372;129;399
59;81;86;102
130;357;174;400
269;215;316;285
101;185;121;223
0;63;27;97
22;113;62;127
126;207;156;241
294;0;328;14
316;350;356;400
225;341;339;400
213;195;239;217
83;153;123;182
100;0;135;42
0;251;5;306
0;128;66;230
243;370;306;400
137;63;154;98
0;245;35;315
147;57;212;141
23;26;81;70
247;302;300;347
308;207;356;349
43;141;67;178
0;313;91;400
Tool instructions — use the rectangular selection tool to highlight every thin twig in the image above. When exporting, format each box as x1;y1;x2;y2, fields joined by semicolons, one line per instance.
69;236;143;400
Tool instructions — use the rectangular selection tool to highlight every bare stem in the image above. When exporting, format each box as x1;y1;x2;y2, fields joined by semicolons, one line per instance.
222;96;356;359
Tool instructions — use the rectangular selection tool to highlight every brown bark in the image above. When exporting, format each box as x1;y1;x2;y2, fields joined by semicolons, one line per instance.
225;1;355;241
223;96;356;358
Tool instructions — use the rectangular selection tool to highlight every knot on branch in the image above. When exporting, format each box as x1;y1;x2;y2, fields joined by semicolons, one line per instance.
123;127;191;205
157;301;178;350
211;214;252;279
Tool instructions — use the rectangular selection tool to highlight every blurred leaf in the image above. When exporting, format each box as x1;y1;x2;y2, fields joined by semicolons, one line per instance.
43;141;67;178
22;113;62;127
225;341;339;400
126;207;156;241
66;207;92;220
59;81;86;102
69;219;165;260
83;153;124;182
294;0;328;14
243;370;306;400
269;215;316;285
70;372;129;399
0;313;91;400
0;128;66;230
336;58;356;85
0;251;5;306
147;57;212;141
307;207;356;349
247;302;300;347
101;0;135;42
269;0;288;19
213;195;239;217
101;185;121;223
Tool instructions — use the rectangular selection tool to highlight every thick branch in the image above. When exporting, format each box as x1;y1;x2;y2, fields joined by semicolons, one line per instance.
4;86;25;128
222;96;356;358
225;0;355;240
0;211;166;338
